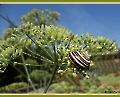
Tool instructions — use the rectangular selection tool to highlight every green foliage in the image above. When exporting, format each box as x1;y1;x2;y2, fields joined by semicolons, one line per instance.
88;84;116;93
48;73;120;93
99;73;120;86
91;84;106;93
0;82;28;93
48;81;77;93
20;9;60;26
30;69;51;83
79;76;101;93
77;73;120;93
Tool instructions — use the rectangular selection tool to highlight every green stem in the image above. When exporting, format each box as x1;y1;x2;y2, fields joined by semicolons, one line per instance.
10;62;28;79
44;65;58;93
14;61;55;67
23;52;53;64
64;74;79;91
25;48;54;63
26;34;54;61
83;44;87;49
21;54;37;92
43;65;46;92
65;74;77;87
43;44;58;93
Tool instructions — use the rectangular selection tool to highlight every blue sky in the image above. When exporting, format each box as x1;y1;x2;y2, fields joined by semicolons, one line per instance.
0;4;120;47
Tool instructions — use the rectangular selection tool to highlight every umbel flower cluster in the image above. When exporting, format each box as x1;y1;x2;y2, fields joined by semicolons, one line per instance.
0;22;118;78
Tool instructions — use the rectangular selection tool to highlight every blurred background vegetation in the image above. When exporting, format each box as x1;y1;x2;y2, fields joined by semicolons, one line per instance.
0;8;120;94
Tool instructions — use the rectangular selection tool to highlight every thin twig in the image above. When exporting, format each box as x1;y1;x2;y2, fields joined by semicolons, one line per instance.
21;54;37;92
44;65;58;93
0;14;17;28
26;34;55;61
25;47;54;63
